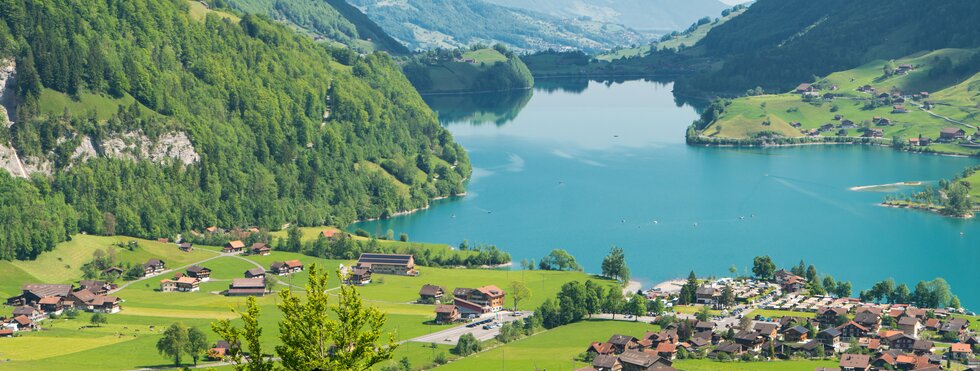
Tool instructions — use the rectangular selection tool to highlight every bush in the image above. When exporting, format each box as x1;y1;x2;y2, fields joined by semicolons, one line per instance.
453;333;481;356
433;352;448;365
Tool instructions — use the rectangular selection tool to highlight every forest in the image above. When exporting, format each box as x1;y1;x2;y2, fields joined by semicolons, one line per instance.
0;0;469;260
669;0;980;95
401;45;533;94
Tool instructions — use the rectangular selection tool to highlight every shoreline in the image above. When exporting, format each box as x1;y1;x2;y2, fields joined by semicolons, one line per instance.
690;138;979;158
354;193;468;223
849;181;923;191
878;202;975;219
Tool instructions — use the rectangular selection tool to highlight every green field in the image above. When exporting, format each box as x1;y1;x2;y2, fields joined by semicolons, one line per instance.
462;48;507;64
0;233;608;370
187;0;240;22
435;319;657;370
38;89;160;121
698;49;980;156
674;359;839;371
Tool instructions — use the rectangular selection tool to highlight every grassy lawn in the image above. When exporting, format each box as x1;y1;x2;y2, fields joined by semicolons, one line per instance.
434;319;658;370
187;0;239;22
38;88;159;121
674;359;839;371
462;48;507;64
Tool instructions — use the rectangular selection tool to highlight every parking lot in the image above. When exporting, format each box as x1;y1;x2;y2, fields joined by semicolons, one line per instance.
408;311;531;345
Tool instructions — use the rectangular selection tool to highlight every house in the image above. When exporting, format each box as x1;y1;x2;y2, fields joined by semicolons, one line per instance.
0;329;13;337
178;242;193;252
319;229;342;239
892;105;908;114
939;128;967;141
244;267;265;278
695;286;720;305
753;322;779;340
77;280;108;296
433;304;459;324
10;315;37;331
174;276;200;292
618;349;671;371
5;284;72;307
223;240;246;254
761;340;787;357
607;334;639;354
186;266;211;281
938;318;969;340
102;267;124;277
355;253;418;276
419;284;446;303
591;354;621;371
270;260;304;275
898;317;922;337
858;337;881;352
837;321;871;339
816;328;841;347
249;243;271;256
587;342;615;357
819;123;835;132
654;342;677;360
949;343;972;361
817;307;848;325
840;119;856;129
783;325;809;342
142;259;166;276
911;340;933;355
454;297;490;318
694;321;715;332
875;117;893;126
795;83;814;93
12;306;44;322
453;286;505;312
922;317;940;331
91;295;121;313
160;279;178;292
711;342;743;358
782;276;806;293
734;329;765;351
853;311;881;331
863;128;884;138
886;332;916;351
345;267;372;285
38;296;66;315
226;278;266;296
799;339;833;357
839;354;871;371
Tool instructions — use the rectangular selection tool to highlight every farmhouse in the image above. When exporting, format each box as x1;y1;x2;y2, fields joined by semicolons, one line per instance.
618;349;672;370
939;127;966;142
783;325;809;342
78;280;113;295
433;304;459;324
249;242;271;256
142;259;166;276
270;260;304;275
419;284;446;303
223;240;246;254
590;354;620;371
345;267;372;285
319;229;342;239
607;334;639;354
7;284;73;306
695;286;720;305
863;128;884;138
891;105;908;114
160;279;177;292
453;286;506;312
186;265;212;281
226;278;266;296
355;253;418;276
244;267;266;278
795;83;814;93
178;242;193;252
898;316;922;337
839;353;871;371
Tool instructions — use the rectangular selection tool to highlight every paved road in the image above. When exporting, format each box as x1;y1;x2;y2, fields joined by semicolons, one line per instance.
409;311;531;345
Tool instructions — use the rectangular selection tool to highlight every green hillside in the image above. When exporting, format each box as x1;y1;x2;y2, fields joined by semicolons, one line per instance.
690;49;980;156
217;0;409;54
598;5;747;61
0;0;469;260
674;0;980;95
402;47;533;94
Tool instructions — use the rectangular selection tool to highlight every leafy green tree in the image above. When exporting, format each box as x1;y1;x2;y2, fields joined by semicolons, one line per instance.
583;280;603;318
90;312;108;327
603;286;624;319
805;265;817;282
751;256;776;280
156;322;189;366
538;249;582;271
792;260;806;277
835;281;852;299
628;294;647;320
950;295;961;309
720;286;735;308
600;246;630;283
679;271;698;305
453;333;481;356
212;296;274;371
823;276;836;296
647;298;666;315
536;298;561;329
696;305;711;322
893;284;912;304
187;326;209;365
510;281;531;310
277;263;397;370
558;281;587;324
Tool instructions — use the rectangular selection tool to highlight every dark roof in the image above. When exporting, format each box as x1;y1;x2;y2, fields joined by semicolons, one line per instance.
187;265;210;274
819;328;841;337
607;334;637;346
853;311;880;324
695;321;716;329
618;350;660;368
785;325;809;335
898;316;919;326
753;322;779;334
592;354;619;369
245;267;265;276
357;253;413;266
912;340;934;351
22;284;73;297
78;280;107;289
434;304;456;314
940;318;968;332
714;341;742;353
143;258;165;268
695;286;718;296
419;284;444;297
230;278;265;289
12;306;39;316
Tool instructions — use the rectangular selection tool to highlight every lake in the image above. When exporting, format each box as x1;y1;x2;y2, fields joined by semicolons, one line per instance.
353;79;980;308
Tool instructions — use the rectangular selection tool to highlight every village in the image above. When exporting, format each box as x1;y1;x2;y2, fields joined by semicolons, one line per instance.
574;268;978;371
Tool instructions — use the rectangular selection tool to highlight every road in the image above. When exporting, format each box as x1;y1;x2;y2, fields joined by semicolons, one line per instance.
408;311;531;345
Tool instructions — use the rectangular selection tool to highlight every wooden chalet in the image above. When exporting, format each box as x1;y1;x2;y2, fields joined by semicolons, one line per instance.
142;259;166;276
418;284;446;302
355;253;418;276
186;265;211;281
223;240;246;254
433;304;459;324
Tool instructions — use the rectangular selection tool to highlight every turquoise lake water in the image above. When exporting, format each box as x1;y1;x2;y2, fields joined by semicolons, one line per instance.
353;79;980;308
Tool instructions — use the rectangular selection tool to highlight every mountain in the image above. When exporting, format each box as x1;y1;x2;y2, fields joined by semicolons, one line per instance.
216;0;409;54
483;0;730;33
676;0;980;95
0;0;468;260
346;0;650;53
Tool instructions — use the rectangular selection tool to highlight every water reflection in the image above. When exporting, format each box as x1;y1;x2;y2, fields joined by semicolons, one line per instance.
423;88;533;126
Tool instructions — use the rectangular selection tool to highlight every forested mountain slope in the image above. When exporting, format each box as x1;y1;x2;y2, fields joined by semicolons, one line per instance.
0;0;468;260
484;0;729;32
217;0;409;54
347;0;649;53
678;0;980;95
